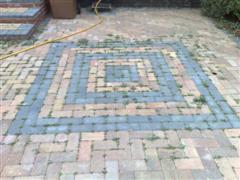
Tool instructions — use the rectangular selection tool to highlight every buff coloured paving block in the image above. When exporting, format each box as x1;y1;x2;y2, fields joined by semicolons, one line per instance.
181;138;219;148
50;151;77;163
3;135;16;144
119;172;135;180
228;158;240;168
131;139;145;160
90;151;105;173
14;176;45;180
209;147;238;157
184;147;199;158
117;131;130;148
161;159;176;171
145;148;162;170
1;164;33;177
21;143;39;164
31;153;49;176
39;143;65;153
61;162;90;174
93;140;117;150
81;132;105;141
2;152;23;166
143;139;169;148
215;158;237;179
191;169;223;180
135;171;165;180
75;173;104;180
55;134;68;143
174;158;204;170
105;161;119;180
129;131;154;139
119;160;147;172
135;160;148;171
45;163;62;180
235;168;240;178
196;148;220;171
225;129;240;137
78;141;91;161
177;130;202;138
105;149;131;160
11;136;29;153
163;170;179;180
212;130;233;147
177;170;194;180
165;130;180;145
30;134;55;143
59;174;75;180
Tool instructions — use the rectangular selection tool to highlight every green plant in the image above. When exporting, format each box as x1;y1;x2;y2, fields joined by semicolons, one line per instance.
77;38;88;46
234;99;240;104
146;134;160;141
202;81;209;88
201;0;240;36
112;137;120;146
193;95;207;106
164;144;185;150
201;0;240;20
213;155;222;159
177;83;183;89
215;18;240;36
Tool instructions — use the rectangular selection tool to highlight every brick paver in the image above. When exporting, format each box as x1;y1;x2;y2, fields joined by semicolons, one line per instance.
1;8;240;179
4;40;239;134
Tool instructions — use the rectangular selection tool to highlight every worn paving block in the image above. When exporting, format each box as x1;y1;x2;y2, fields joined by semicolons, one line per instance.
135;171;164;180
61;162;90;174
174;158;204;170
1;164;33;177
75;173;104;180
105;161;119;180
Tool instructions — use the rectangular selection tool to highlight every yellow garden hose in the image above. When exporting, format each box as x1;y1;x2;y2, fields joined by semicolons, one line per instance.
0;0;103;61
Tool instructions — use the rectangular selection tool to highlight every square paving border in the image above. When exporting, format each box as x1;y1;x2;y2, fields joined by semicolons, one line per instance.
66;52;183;104
7;41;240;134
105;64;139;82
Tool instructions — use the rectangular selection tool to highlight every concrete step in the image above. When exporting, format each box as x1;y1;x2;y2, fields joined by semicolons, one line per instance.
0;6;46;23
0;0;44;7
0;0;42;2
0;0;47;39
0;23;35;39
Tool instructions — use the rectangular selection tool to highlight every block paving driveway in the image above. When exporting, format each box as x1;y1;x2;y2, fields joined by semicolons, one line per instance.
1;9;240;179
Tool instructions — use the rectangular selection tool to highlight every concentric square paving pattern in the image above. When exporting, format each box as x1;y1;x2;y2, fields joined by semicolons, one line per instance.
87;59;160;93
105;63;139;82
7;41;240;134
